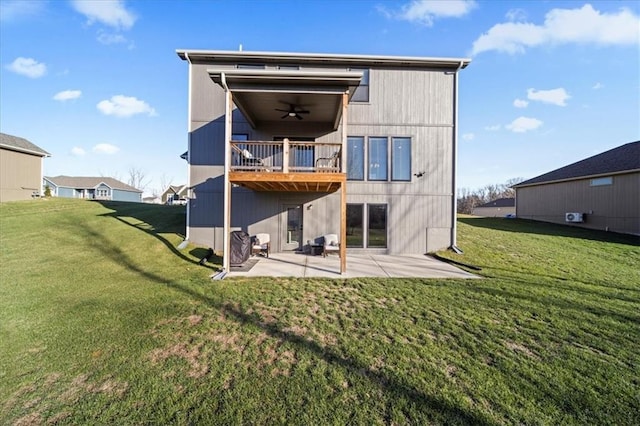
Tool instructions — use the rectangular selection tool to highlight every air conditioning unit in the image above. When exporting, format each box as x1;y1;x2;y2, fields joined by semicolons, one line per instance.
565;212;583;223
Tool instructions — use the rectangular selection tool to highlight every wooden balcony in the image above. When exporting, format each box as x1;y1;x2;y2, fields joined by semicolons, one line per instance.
229;140;346;192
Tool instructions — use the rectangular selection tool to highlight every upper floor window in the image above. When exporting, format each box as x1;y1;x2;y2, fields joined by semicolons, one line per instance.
347;136;364;180
368;137;388;181
350;68;370;102
590;177;613;186
391;137;411;181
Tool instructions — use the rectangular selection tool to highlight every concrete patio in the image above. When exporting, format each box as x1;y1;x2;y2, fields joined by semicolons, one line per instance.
225;252;479;279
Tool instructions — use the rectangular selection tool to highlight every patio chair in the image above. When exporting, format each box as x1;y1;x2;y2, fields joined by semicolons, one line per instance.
315;151;340;172
322;234;340;258
232;145;264;169
252;233;270;257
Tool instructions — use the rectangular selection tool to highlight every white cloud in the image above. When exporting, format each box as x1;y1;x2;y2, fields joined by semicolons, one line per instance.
71;0;136;30
513;98;528;108
53;90;82;101
592;82;604;90
386;0;476;26
71;147;86;156
93;143;120;154
462;133;475;141
505;8;527;22
484;124;501;131
0;0;45;22
97;31;127;45
506;117;543;133
472;4;640;55
97;95;156;117
6;57;46;78
527;88;570;106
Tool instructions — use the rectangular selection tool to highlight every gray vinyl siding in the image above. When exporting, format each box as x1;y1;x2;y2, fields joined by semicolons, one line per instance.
58;187;75;198
112;189;142;202
471;206;516;217
186;60;457;253
0;148;43;202
516;172;640;235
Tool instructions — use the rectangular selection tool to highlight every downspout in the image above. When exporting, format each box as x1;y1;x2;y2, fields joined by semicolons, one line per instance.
184;52;192;243
450;61;464;254
221;72;232;275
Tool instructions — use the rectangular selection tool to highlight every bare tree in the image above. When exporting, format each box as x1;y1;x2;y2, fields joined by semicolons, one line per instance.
127;167;150;191
457;178;523;214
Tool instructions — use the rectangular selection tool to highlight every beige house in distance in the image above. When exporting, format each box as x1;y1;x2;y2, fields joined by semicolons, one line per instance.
514;141;639;235
471;198;515;217
0;133;50;202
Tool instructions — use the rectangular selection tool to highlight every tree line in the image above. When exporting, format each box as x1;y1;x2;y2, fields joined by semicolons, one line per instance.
457;178;524;214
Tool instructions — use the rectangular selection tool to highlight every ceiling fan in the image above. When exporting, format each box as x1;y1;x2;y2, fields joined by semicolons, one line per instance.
275;103;310;120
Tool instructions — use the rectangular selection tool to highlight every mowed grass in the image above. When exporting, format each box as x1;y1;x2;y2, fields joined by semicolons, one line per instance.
1;199;639;425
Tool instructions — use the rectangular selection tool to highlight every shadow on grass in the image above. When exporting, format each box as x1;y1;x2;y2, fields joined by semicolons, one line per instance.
95;201;222;269
459;217;640;246
75;212;492;424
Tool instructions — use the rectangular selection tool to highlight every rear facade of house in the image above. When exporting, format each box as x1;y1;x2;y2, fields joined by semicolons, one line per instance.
178;50;470;267
515;141;640;235
0;133;49;202
44;176;143;202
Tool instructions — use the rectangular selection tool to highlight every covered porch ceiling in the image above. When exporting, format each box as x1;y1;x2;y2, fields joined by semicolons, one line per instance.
207;69;363;130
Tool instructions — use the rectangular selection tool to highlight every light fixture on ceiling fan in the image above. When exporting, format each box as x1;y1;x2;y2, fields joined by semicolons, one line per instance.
275;103;310;120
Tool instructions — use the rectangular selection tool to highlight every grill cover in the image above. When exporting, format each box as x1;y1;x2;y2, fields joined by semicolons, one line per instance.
230;231;251;266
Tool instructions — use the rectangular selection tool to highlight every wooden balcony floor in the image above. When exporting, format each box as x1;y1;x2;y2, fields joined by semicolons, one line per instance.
230;171;346;192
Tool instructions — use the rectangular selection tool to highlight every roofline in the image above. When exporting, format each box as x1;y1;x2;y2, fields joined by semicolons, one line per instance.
177;49;471;69
513;169;640;188
1;143;50;157
43;177;143;193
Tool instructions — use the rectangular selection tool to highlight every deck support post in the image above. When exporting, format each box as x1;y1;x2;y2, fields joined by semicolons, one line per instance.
340;91;348;274
222;84;232;272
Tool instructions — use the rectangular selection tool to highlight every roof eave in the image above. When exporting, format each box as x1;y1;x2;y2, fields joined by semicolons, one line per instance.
514;168;640;188
178;49;471;69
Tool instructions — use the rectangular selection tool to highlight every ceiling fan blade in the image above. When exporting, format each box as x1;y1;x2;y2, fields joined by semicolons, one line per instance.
281;113;290;119
295;114;303;120
275;108;289;112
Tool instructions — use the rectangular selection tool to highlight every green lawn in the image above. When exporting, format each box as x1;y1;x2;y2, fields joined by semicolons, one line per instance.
1;199;639;425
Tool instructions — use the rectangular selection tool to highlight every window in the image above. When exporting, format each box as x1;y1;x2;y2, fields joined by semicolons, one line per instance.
350;68;370;102
347;136;364;180
346;204;364;247
392;137;411;181
590;177;613;186
96;189;108;198
368;137;388;181
368;204;387;248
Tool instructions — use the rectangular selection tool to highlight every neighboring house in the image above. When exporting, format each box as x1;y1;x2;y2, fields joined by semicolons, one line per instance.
43;176;142;202
161;184;188;204
143;195;162;204
471;198;515;217
177;49;471;272
513;141;639;235
0;132;50;202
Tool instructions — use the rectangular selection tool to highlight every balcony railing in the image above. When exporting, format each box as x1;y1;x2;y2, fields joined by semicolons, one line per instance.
230;140;342;173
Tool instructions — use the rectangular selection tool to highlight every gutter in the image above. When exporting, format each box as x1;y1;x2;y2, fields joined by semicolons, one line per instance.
450;61;465;253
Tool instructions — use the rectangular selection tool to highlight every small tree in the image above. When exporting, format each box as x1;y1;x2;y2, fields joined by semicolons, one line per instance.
44;185;51;197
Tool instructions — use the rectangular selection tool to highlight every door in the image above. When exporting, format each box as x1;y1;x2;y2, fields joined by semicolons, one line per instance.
281;204;303;251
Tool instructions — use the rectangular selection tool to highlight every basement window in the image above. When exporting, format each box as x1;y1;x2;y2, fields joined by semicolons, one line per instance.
590;177;613;186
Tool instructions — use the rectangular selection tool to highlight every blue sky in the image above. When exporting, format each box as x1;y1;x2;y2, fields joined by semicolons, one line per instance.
1;0;638;196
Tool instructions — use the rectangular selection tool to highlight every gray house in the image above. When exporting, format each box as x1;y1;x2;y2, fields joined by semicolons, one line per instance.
0;132;50;202
43;176;142;202
514;141;639;235
177;49;471;272
471;198;515;217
